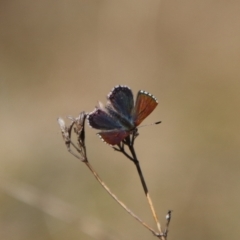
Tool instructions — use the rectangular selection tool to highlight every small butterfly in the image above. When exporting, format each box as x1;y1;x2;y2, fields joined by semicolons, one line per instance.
87;85;158;145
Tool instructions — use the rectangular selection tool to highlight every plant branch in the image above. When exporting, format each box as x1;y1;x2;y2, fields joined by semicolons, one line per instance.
128;141;163;238
58;115;161;238
85;161;160;237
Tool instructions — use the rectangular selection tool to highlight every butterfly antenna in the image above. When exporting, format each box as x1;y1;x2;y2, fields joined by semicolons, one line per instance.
138;121;161;129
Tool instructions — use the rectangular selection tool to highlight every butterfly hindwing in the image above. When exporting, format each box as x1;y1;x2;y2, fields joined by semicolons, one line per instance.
98;130;130;145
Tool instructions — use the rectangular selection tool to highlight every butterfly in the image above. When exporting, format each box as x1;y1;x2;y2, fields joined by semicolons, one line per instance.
87;85;158;145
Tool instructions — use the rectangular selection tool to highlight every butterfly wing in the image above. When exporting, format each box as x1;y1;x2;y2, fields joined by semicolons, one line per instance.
88;86;157;145
87;108;122;130
98;130;130;145
88;108;131;145
133;90;158;126
107;85;134;121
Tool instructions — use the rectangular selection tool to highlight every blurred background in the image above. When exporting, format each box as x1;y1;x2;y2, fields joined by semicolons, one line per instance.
1;1;240;239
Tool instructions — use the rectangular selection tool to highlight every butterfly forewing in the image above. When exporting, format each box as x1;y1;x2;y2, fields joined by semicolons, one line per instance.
133;90;158;126
87;108;122;130
108;86;134;120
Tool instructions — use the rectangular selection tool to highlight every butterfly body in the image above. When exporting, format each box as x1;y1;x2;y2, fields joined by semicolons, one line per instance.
87;85;158;145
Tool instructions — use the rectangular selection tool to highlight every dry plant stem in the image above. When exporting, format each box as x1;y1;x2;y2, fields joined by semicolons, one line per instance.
58;116;165;238
84;161;160;237
66;144;160;236
128;144;164;238
163;210;172;238
114;132;165;240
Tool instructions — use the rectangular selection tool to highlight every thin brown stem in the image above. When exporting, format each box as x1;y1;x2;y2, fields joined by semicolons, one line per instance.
58;115;166;238
128;140;165;239
85;161;160;237
163;210;172;239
